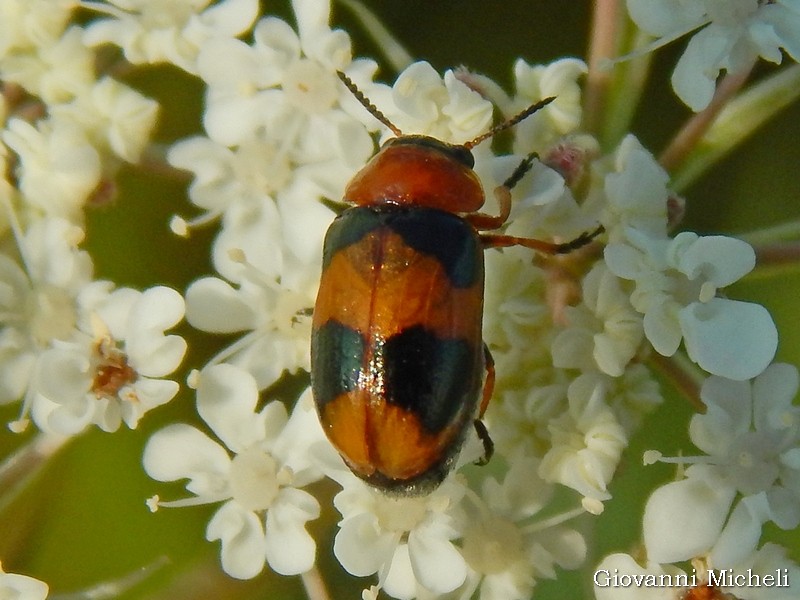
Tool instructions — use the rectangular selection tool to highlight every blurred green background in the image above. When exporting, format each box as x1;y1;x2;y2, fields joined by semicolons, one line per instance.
1;1;798;598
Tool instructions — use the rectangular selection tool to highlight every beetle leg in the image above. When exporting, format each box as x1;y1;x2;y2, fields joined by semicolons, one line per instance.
473;344;496;466
481;224;605;254
465;153;538;230
473;420;495;466
479;343;495;417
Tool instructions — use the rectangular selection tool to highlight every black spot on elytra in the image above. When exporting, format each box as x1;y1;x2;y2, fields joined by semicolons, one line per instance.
322;206;481;288
311;320;365;408
382;325;480;433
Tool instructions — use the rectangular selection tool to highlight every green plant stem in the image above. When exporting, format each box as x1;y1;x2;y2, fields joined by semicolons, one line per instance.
600;28;653;148
337;0;413;74
670;64;800;192
584;0;623;138
0;432;71;513
740;218;800;246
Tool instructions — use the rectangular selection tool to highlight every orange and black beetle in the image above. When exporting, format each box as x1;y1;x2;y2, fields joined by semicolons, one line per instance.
311;73;602;495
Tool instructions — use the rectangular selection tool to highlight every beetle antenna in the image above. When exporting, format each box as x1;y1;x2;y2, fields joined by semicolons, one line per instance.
463;96;556;150
337;71;404;137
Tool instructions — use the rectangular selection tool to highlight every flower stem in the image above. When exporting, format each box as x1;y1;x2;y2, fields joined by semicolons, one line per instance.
522;506;587;534
740;218;800;246
670;63;800;191
753;242;800;270
0;432;70;512
337;0;413;73
659;65;753;175
600;28;654;148
647;353;705;413
301;565;333;600
49;556;169;600
139;143;193;180
584;0;623;137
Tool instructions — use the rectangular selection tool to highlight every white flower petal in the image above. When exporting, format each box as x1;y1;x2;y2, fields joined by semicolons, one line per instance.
185;277;256;333
603;243;646;281
625;0;706;36
90;287;139;339
124;287;186;376
671;25;731;111
594;553;681;600
253;16;300;65
198;0;258;36
196;364;278;451
334;512;395;577
277;186;334;266
213;201;282;283
753;362;800;432
3;118;101;218
31;391;95;435
408;526;466;593
36;347;91;403
0;570;49;599
206;501;266;579
679;298;777;380
383;544;417;600
131;377;179;412
604;136;669;235
710;494;768;567
143;424;230;497
264;488;320;575
203;92;271;148
643;303;682;356
643;466;736;563
271;388;328;485
763;486;800;530
767;3;800;60
0;343;35;404
130;335;187;378
593;333;628;377
129;286;185;331
292;0;331;42
675;234;755;286
690;376;751;455
538;526;587;570
479;570;530;600
552;327;595;372
525;162;566;206
392;61;444;123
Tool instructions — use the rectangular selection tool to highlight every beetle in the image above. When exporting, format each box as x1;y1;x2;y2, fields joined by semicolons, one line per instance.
311;72;602;495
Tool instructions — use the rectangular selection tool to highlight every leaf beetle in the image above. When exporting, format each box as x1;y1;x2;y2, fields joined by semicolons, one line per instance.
311;72;602;495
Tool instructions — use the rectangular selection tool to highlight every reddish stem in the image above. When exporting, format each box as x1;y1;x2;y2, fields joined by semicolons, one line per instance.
659;66;753;172
584;0;622;135
754;241;800;267
648;353;705;413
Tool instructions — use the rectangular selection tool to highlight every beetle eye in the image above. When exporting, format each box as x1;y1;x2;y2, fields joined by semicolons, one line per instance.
450;146;475;169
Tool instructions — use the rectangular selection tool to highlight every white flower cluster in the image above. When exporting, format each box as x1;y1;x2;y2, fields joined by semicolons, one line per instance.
140;0;383;583
627;0;800;111
145;365;326;578
137;0;599;592
0;0;186;436
2;0;798;599
484;69;777;518
135;0;795;597
597;363;800;600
